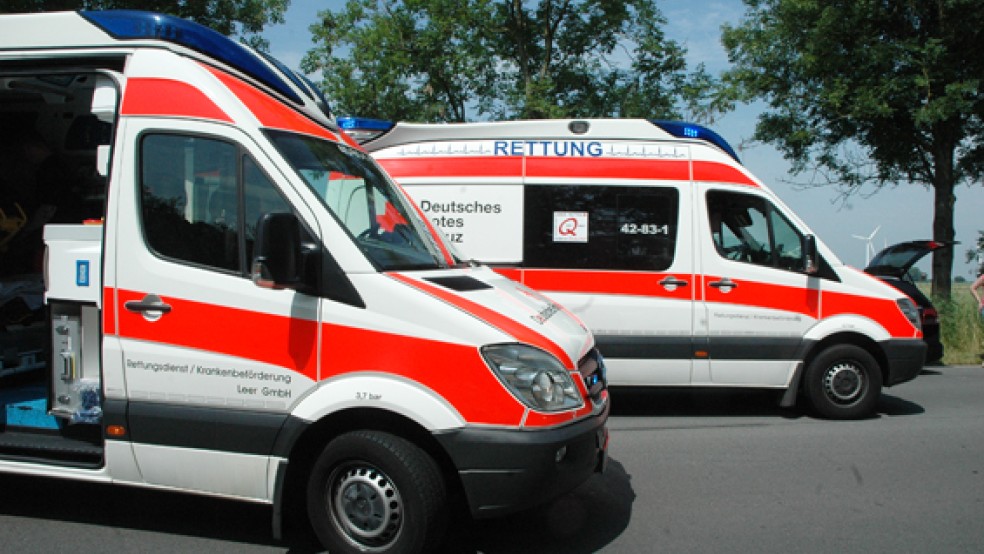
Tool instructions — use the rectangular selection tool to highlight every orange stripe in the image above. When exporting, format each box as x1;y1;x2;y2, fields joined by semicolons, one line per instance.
204;65;338;141
112;288;529;425
379;155;758;186
525;157;691;181
520;268;692;301
379;156;525;179
692;160;758;186
103;287;116;335
505;267;916;338
121;78;232;122
115;288;319;381
320;324;526;425
388;273;575;368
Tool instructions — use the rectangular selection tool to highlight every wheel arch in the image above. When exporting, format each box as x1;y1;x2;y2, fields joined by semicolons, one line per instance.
802;331;889;386
274;406;466;541
782;330;889;409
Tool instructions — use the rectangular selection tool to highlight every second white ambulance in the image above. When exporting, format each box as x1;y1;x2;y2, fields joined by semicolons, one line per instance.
344;117;926;420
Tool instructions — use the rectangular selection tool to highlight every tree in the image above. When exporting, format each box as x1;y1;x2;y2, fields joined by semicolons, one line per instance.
0;1;290;50
721;0;984;299
302;0;717;122
967;230;984;274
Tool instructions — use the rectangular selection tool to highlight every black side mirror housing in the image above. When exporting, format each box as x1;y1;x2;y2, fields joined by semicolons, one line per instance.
803;234;819;275
252;212;305;290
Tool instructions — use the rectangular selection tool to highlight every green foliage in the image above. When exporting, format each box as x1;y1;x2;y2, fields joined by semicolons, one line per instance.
966;230;984;270
933;282;984;365
302;0;718;122
0;0;289;50
721;0;984;299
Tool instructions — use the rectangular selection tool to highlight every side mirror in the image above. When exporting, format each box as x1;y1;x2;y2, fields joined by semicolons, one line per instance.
803;234;819;275
252;212;302;290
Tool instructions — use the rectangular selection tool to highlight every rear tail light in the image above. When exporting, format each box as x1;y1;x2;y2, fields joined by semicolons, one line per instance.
922;307;939;325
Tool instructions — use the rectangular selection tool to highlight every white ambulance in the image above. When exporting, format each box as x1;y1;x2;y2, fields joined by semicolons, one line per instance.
0;11;608;553
343;117;927;420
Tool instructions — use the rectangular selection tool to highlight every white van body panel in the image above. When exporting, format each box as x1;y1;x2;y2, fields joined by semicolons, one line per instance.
291;372;466;430
129;443;273;501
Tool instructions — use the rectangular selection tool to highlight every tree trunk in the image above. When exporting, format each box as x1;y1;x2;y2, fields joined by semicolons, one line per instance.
931;178;955;300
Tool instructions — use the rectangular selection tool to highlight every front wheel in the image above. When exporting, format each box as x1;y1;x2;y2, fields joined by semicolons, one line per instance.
306;430;447;554
804;344;882;420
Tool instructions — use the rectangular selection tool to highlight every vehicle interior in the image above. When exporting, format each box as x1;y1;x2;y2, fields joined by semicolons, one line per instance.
0;69;113;466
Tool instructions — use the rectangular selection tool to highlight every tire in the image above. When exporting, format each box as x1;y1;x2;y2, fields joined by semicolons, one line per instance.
306;430;447;554
804;344;882;420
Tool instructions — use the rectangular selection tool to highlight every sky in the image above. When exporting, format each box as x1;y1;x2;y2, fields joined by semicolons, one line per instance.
261;0;984;279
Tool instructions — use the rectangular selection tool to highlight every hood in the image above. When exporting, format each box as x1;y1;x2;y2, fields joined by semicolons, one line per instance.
865;240;956;278
389;266;593;369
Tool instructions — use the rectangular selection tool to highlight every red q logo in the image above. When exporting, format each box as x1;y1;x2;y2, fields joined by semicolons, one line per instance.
558;217;579;236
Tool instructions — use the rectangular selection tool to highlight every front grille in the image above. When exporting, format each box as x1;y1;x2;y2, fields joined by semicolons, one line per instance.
578;348;608;403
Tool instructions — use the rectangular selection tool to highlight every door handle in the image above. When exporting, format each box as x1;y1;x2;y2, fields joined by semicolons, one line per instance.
709;278;737;290
659;276;689;288
124;294;172;318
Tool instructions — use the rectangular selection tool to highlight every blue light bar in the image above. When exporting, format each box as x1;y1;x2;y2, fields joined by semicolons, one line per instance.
80;10;303;105
650;119;741;163
337;117;395;143
338;117;394;132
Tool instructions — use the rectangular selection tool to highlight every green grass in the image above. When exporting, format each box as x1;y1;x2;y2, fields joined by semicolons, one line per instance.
922;282;984;365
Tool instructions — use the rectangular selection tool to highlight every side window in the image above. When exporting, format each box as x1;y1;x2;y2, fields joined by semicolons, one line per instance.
141;134;239;272
707;190;803;271
524;185;678;271
140;134;292;275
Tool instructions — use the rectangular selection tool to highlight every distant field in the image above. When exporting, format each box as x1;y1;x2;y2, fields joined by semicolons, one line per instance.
920;282;983;365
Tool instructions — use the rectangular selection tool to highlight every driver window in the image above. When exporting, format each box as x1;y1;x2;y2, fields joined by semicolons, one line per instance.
707;190;803;271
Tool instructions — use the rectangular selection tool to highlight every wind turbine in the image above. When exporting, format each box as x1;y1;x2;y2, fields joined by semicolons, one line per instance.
852;225;881;266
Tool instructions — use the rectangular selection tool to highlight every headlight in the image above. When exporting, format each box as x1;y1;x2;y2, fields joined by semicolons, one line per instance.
482;344;584;412
897;298;922;331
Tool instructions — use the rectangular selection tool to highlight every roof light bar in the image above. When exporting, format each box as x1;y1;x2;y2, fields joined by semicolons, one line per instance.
337;117;395;143
80;10;303;105
650;119;741;163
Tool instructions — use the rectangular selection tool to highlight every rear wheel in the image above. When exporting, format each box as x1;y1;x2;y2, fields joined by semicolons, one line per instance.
804;344;882;419
306;430;447;553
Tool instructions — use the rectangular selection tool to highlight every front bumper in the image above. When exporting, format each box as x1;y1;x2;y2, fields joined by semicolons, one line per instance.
434;401;609;519
882;338;927;386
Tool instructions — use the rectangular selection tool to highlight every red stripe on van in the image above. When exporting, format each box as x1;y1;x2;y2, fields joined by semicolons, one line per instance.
321;323;527;425
115;288;320;381
388;273;576;369
519;268;693;300
701;274;820;318
823;290;920;338
204;65;338;141
121;78;232;122
507;267;916;338
378;157;525;179
692;161;758;187
103;287;116;335
525;157;692;181
379;155;758;187
113;288;529;425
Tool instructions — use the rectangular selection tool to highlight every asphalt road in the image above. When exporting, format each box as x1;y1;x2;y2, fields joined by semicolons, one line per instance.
1;365;982;553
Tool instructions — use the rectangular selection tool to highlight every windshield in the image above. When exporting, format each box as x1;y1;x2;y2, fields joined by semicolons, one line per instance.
267;130;452;270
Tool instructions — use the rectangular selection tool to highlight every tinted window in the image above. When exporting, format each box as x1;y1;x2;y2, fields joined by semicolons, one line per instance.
524;185;678;270
140;134;292;275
